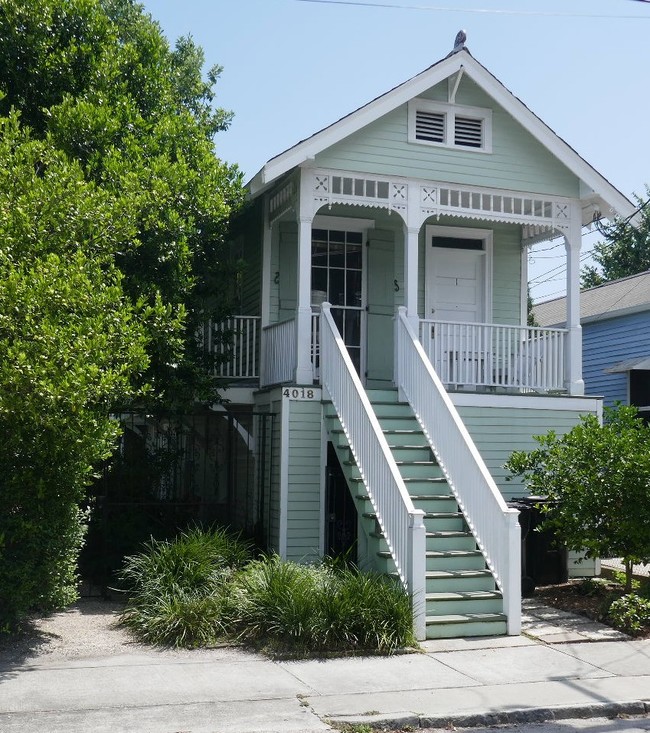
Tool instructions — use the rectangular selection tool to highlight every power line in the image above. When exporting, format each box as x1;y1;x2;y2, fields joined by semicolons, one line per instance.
296;0;650;18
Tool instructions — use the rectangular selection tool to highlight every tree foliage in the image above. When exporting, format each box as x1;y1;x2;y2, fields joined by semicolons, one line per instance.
582;189;650;289
0;0;244;405
0;0;244;626
505;405;650;591
0;116;155;626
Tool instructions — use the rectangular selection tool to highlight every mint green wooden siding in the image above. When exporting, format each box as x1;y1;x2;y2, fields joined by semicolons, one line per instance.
286;398;322;562
367;228;397;387
273;221;297;323
314;77;580;198
456;404;598;500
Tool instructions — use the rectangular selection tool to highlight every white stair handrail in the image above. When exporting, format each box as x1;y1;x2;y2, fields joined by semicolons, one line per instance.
320;303;426;640
396;307;521;635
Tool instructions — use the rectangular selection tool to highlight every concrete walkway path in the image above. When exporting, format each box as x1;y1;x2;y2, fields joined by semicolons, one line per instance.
0;599;648;732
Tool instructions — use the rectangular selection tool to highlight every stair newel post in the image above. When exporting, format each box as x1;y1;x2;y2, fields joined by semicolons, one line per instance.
408;508;427;641
504;509;521;635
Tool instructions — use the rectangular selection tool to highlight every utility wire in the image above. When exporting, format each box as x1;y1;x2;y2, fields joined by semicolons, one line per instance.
296;0;650;18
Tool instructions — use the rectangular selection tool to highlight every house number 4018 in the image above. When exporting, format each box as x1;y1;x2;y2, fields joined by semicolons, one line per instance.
283;388;315;400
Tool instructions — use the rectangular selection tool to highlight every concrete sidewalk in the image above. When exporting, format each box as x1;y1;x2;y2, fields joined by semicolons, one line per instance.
0;600;648;732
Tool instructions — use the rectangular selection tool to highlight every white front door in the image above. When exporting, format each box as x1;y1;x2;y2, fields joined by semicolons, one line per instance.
427;247;485;322
424;226;492;385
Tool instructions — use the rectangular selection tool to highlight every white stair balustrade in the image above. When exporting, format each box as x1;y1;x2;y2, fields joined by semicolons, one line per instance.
420;320;567;391
397;308;521;635
320;303;427;640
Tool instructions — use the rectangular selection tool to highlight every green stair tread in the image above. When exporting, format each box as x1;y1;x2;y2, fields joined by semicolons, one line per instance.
425;613;507;626
426;590;503;601
426;550;483;558
395;461;436;466
423;512;463;519
427;530;473;538
402;476;447;484
426;569;493;579
410;494;455;500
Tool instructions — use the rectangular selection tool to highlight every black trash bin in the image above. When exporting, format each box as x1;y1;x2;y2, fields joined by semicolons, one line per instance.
510;496;568;595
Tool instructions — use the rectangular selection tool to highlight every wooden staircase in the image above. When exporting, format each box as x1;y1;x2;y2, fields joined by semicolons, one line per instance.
325;388;507;639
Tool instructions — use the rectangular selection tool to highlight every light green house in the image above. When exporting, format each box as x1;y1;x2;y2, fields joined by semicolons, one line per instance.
218;39;635;641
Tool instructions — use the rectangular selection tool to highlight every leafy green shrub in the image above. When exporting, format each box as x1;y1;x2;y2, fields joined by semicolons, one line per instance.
608;594;650;635
119;526;251;647
229;555;414;655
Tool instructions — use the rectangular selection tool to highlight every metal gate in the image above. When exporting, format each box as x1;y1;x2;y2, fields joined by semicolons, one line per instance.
80;408;275;592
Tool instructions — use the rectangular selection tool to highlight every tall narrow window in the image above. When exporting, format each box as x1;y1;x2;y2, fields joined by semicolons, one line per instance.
312;229;363;373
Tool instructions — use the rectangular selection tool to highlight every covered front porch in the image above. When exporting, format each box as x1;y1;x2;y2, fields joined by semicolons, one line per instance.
218;167;582;395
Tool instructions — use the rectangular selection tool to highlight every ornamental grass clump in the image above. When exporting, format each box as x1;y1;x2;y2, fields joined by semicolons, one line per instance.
119;526;251;647
229;555;414;656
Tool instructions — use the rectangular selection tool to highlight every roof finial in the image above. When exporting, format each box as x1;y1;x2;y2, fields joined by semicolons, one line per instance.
453;29;467;53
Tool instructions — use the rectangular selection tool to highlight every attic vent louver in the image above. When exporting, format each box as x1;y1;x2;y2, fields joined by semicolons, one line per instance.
454;116;483;148
415;110;445;143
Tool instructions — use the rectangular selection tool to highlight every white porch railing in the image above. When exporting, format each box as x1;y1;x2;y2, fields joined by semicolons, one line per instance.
261;319;296;387
396;308;521;635
209;316;260;379
320;303;427;640
420;320;567;392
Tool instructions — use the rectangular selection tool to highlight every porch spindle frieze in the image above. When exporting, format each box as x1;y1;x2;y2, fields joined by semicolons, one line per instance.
268;178;298;226
307;168;578;234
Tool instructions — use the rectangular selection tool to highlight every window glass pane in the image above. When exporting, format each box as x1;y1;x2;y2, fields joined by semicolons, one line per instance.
329;269;345;305
346;270;362;306
329;242;345;269
346;243;362;269
312;239;328;266
348;347;361;375
329;230;345;243
332;307;344;334
347;231;362;245
311;268;327;296
312;229;328;242
345;309;361;345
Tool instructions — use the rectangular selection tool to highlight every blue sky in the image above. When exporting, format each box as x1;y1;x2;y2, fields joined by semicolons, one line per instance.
141;0;650;301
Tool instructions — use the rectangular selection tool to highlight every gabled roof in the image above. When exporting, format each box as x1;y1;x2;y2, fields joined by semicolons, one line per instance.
534;270;650;327
247;47;635;226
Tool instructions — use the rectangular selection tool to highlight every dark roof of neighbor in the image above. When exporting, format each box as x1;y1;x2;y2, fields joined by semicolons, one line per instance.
534;270;650;327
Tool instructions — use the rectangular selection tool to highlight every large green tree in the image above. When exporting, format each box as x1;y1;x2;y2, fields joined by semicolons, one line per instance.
582;189;650;288
0;0;243;626
0;114;159;626
0;0;244;405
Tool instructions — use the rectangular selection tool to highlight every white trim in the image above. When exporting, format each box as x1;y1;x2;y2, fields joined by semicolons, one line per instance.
424;225;493;323
319;404;327;557
408;98;492;154
450;392;602;413
313;214;375;232
249;51;634;223
279;394;290;558
521;243;528;327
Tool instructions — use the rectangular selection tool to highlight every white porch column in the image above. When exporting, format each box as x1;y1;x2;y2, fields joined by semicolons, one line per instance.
403;224;420;331
295;213;314;384
564;216;585;396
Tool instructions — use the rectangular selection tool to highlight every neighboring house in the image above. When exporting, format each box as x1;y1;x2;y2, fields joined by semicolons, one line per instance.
215;36;635;641
535;270;650;420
